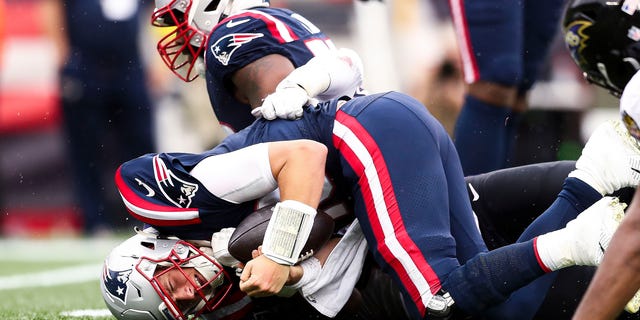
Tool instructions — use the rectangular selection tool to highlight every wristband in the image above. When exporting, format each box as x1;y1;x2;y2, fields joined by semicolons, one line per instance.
262;200;317;265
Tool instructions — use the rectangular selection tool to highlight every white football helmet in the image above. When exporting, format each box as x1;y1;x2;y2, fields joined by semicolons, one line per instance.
100;230;232;320
152;0;270;81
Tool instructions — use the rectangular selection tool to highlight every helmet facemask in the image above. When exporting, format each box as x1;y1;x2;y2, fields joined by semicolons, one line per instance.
152;0;208;82
137;241;232;319
151;0;269;81
156;24;207;82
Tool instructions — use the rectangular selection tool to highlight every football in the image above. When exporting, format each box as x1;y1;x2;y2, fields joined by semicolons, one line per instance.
228;204;335;263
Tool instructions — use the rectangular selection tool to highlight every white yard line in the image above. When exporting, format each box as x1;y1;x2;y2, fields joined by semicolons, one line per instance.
59;309;112;317
0;238;125;261
0;263;103;290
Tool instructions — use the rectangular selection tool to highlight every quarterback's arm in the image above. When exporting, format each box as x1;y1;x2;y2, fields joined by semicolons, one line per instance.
194;139;328;297
238;140;329;297
266;140;326;208
573;187;640;319
191;139;326;206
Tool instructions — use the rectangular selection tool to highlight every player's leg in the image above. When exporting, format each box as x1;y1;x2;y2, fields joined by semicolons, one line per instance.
333;92;484;319
60;63;110;233
483;120;640;318
477;175;602;319
334;92;575;318
503;0;565;168
465;160;576;249
114;65;156;160
449;0;522;175
334;92;636;319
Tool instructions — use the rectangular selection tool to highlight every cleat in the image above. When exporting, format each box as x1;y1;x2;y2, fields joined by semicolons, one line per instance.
538;196;627;270
569;119;640;196
626;289;640;314
426;290;455;319
568;196;626;266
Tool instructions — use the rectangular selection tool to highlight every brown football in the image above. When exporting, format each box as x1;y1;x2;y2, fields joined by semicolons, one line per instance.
228;204;335;263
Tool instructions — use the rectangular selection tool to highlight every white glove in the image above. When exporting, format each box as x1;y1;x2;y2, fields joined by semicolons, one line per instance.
211;228;242;268
251;83;309;120
315;48;364;101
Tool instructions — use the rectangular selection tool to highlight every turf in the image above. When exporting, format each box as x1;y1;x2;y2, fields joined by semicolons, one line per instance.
0;238;126;320
0;280;111;320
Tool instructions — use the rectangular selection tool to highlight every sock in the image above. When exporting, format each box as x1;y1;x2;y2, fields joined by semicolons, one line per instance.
504;110;523;168
454;95;511;175
533;231;574;272
517;177;602;243
442;240;545;315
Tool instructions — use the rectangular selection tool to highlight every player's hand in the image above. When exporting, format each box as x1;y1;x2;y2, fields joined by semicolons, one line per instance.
251;84;309;120
239;255;290;297
251;245;264;259
211;228;242;268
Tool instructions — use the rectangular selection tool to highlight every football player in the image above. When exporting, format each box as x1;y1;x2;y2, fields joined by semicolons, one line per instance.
564;0;640;318
152;0;363;133
102;87;640;319
448;0;566;175
102;139;332;320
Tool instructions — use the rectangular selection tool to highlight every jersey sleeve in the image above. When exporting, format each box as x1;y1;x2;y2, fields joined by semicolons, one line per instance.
190;143;277;203
115;151;256;228
115;153;206;227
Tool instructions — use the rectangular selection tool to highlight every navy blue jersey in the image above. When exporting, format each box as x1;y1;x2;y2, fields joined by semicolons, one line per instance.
115;153;259;240
449;0;563;90
204;7;335;131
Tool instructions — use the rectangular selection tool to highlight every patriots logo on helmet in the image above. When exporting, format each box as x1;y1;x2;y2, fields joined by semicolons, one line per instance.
211;33;264;65
152;155;199;208
102;264;132;304
564;20;592;67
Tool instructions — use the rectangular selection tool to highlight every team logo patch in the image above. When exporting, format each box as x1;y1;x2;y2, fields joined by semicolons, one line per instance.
210;33;264;65
564;20;592;67
102;264;132;304
152;155;199;208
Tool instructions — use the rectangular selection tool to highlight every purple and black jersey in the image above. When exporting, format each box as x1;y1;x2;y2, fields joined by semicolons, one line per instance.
205;7;335;132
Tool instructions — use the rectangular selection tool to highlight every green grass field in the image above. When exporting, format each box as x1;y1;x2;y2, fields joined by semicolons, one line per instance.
0;237;127;320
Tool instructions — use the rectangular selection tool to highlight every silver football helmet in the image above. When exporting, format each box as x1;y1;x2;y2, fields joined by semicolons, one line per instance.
151;0;269;81
100;230;232;320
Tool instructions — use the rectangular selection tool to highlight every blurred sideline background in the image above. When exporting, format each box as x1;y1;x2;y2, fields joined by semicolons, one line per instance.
0;0;620;239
